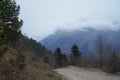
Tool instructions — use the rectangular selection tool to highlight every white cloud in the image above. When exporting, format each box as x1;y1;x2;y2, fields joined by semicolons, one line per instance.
16;0;120;41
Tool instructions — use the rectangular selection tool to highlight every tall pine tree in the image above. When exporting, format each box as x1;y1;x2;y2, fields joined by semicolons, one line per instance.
70;43;82;66
0;0;23;45
54;47;63;68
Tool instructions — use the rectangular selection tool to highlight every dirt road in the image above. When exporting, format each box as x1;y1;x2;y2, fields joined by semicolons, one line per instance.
55;66;120;80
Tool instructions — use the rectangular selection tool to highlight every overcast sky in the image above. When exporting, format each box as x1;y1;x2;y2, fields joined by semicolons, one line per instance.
16;0;120;41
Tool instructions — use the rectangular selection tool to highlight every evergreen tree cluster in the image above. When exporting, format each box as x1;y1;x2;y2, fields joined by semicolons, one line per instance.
54;47;68;68
53;42;120;74
53;43;82;68
70;43;81;66
0;0;23;57
0;0;23;45
16;35;48;56
0;0;119;76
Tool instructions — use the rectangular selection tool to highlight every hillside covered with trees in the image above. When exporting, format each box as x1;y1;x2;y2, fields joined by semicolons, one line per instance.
0;0;60;80
0;0;120;80
16;35;48;56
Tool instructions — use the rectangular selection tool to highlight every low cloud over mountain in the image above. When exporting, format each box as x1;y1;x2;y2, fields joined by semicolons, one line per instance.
40;28;120;54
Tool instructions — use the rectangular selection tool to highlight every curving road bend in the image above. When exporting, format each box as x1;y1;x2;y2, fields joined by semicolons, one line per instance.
55;66;120;80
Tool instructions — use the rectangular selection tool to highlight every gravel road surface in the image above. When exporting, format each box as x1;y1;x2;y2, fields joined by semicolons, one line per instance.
55;66;120;80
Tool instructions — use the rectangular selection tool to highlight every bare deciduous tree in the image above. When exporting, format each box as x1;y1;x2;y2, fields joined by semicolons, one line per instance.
95;35;103;68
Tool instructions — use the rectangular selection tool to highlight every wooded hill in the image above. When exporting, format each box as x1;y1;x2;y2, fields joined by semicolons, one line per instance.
16;35;48;56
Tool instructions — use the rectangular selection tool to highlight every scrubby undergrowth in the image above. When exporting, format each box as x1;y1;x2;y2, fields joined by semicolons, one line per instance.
0;47;60;80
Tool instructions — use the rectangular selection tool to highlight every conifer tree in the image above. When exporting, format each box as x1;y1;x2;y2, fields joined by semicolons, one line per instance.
54;47;63;67
70;43;81;66
0;0;23;45
62;53;68;66
71;43;81;57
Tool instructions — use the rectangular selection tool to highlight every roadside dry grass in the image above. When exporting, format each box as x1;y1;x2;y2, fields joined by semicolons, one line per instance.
0;47;60;80
26;65;60;80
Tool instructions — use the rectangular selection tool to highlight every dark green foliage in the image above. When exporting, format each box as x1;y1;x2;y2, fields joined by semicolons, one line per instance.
62;54;68;66
0;45;8;57
16;53;26;69
0;0;22;59
16;35;48;56
0;24;5;45
0;0;23;45
70;43;82;66
9;52;27;70
9;58;15;65
71;43;81;57
17;53;26;63
54;47;63;67
18;63;26;70
43;56;49;63
54;47;68;68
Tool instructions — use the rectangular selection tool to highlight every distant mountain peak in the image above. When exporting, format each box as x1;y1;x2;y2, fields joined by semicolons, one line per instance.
40;29;120;54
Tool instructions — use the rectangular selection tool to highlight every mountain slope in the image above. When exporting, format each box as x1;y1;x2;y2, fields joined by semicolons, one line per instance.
40;29;120;54
16;35;48;56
